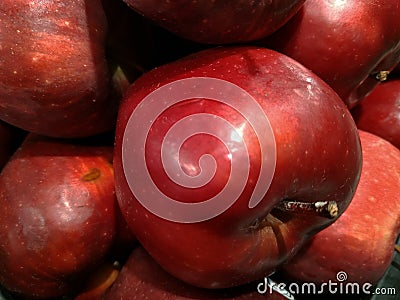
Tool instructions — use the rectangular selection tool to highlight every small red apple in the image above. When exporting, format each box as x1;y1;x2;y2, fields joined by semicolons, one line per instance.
114;46;362;289
261;0;400;108
0;134;117;299
104;246;291;300
0;0;117;138
280;130;400;287
122;0;306;44
351;79;400;149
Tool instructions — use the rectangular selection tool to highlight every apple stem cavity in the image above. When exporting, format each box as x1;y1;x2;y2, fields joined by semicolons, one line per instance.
277;200;339;219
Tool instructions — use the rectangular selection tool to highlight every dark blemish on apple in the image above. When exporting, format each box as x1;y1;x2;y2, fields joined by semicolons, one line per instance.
81;168;101;182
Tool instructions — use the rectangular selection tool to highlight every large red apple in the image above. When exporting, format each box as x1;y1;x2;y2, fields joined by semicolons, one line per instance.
122;0;306;44
280;130;400;288
261;0;400;108
351;79;400;149
114;46;362;289
104;246;291;300
0;134;117;299
0;0;117;138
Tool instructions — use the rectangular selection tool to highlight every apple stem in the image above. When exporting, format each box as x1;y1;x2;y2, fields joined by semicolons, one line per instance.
276;200;338;219
395;244;400;253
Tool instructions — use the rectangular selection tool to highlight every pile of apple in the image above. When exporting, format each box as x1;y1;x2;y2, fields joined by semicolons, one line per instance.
0;0;399;299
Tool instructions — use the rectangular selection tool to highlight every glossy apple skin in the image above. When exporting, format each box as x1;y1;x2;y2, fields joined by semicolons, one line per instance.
0;0;117;138
351;80;400;149
281;130;400;286
114;47;362;288
122;0;306;44
104;246;288;300
0;135;117;299
261;0;400;108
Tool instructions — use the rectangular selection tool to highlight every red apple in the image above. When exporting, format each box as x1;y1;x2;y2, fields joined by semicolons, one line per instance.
104;246;291;300
0;134;117;299
114;46;362;289
0;0;117;138
261;0;400;108
280;130;400;287
122;0;306;44
351;79;400;149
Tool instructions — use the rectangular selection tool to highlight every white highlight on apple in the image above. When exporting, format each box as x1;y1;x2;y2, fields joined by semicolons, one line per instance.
122;77;276;223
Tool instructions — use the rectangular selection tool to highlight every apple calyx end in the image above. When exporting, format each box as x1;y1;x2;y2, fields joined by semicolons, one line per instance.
372;70;391;82
276;200;339;219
